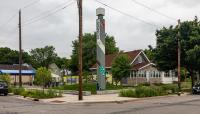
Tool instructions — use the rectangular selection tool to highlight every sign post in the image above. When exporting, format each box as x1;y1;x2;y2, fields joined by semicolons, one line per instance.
96;8;106;90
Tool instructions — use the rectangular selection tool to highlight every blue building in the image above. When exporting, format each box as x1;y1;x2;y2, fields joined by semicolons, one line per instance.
0;64;35;85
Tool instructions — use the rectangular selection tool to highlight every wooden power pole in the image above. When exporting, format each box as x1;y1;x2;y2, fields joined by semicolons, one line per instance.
177;19;181;96
77;0;83;100
19;10;22;87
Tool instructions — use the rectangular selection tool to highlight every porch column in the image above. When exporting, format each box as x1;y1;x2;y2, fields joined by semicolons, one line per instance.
161;72;165;83
146;71;150;82
136;71;138;86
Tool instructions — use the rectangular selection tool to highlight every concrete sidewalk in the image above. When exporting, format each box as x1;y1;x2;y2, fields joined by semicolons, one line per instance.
40;94;138;104
39;92;190;104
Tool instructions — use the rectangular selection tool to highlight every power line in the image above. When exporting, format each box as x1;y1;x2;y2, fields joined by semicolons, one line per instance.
131;0;176;21
24;0;72;22
22;0;73;25
94;0;158;27
24;1;74;26
0;0;40;31
22;0;40;9
0;13;18;30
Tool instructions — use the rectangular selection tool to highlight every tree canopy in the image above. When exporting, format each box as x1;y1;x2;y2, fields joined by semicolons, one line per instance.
35;67;52;88
0;47;31;65
111;54;131;85
154;16;200;86
30;46;57;68
69;33;119;74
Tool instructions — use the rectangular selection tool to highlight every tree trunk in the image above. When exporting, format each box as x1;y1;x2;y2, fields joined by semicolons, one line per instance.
115;80;119;86
191;71;195;88
120;80;122;86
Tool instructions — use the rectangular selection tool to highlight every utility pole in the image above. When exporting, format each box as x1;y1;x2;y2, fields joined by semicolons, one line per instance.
19;9;22;87
77;0;83;100
177;19;181;96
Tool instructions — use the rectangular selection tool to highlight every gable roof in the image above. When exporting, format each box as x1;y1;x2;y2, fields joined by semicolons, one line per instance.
0;64;35;75
0;65;34;70
91;50;142;69
131;62;150;70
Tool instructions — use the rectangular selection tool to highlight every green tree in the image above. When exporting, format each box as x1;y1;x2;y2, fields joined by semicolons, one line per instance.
186;45;200;84
55;57;70;69
69;33;119;74
35;67;51;91
0;74;11;85
30;46;57;68
0;47;31;64
154;25;178;71
155;16;200;86
111;54;131;85
144;45;155;62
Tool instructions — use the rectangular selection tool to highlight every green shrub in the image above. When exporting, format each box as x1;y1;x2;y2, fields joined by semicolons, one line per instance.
161;84;178;93
120;89;135;97
21;90;35;98
53;83;97;94
181;82;191;89
152;83;164;86
120;86;162;98
120;84;179;98
25;89;62;99
135;86;160;97
0;74;11;85
12;87;25;95
8;86;14;93
106;83;124;90
151;86;165;96
83;83;96;94
138;82;150;87
182;88;192;92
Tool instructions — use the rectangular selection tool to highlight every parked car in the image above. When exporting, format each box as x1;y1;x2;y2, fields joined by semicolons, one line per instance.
192;83;200;94
0;81;8;96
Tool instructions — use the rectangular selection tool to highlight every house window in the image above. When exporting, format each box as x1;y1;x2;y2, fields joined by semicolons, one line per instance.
155;71;161;78
164;71;170;77
150;71;157;78
149;71;152;77
143;71;146;77
153;71;154;77
135;71;137;77
138;56;143;63
158;72;161;77
130;71;133;77
138;71;141;77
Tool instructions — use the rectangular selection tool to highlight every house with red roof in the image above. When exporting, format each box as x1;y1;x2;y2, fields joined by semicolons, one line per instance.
90;50;178;86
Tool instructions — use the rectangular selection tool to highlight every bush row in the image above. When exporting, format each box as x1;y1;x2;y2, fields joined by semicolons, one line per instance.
120;84;179;98
10;87;62;99
53;83;97;94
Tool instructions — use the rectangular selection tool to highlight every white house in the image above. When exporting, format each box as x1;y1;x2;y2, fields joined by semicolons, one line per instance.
90;50;178;86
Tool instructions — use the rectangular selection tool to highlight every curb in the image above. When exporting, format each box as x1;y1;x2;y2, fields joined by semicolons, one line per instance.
79;93;190;104
13;92;191;104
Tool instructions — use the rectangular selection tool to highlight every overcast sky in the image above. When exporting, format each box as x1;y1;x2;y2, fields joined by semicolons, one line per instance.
0;0;199;58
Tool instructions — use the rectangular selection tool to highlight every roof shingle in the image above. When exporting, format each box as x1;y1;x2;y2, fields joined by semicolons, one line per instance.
91;50;142;69
0;65;34;70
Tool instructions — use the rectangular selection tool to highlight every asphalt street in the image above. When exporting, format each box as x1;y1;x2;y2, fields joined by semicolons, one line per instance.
0;95;200;114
